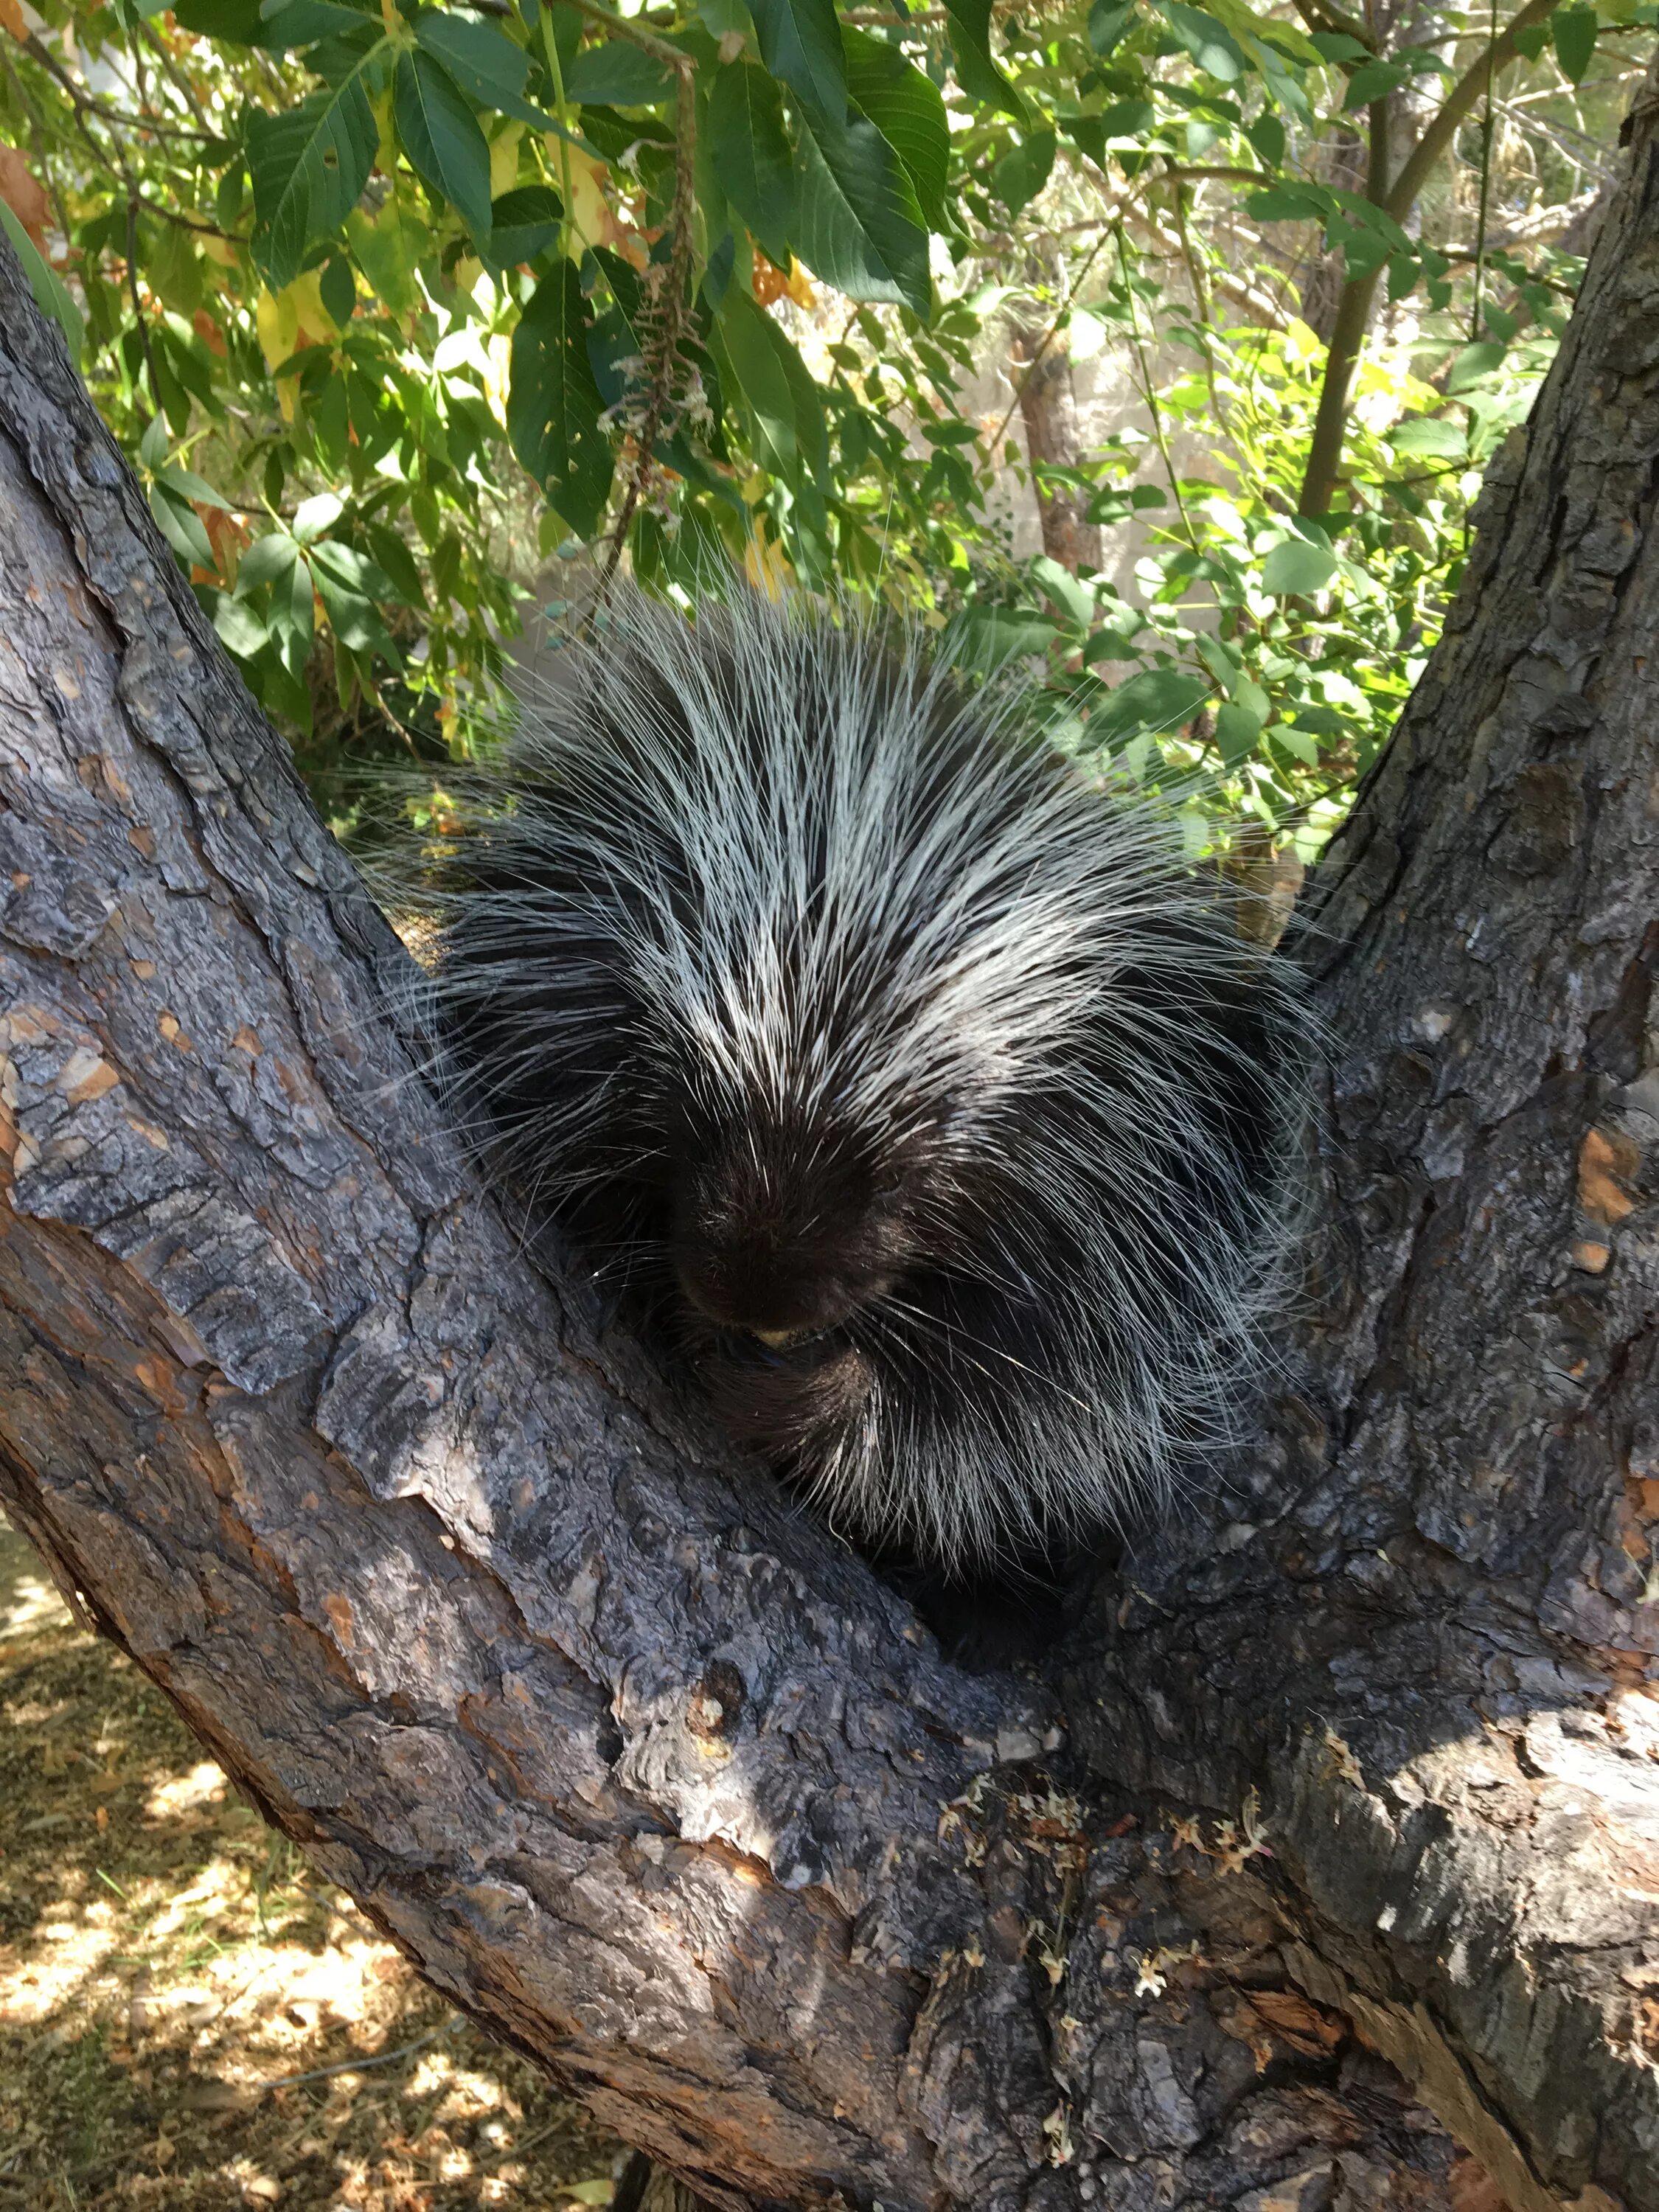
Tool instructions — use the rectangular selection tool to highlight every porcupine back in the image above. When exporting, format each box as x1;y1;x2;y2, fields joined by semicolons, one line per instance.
414;590;1314;1576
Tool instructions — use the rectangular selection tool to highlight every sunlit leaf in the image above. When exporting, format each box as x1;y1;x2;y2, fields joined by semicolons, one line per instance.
1260;538;1336;594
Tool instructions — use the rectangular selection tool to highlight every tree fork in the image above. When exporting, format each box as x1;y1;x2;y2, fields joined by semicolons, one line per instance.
0;58;1657;2212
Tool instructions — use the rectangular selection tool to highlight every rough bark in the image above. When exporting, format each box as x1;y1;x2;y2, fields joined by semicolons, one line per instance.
0;63;1657;2212
1010;310;1104;574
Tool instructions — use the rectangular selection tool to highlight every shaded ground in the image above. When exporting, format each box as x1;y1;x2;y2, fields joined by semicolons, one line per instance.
0;1513;623;2210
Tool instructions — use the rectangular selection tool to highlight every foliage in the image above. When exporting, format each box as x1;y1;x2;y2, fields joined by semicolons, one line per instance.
0;0;1647;833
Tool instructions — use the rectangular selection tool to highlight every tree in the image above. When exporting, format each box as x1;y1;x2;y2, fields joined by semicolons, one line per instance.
1;46;1658;2212
1;0;1641;816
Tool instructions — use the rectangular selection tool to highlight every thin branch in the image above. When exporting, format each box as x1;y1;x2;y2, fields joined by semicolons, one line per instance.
0;47;74;247
560;0;689;73
1112;218;1197;551
23;32;227;147
1382;0;1561;226
125;189;163;420
598;57;697;595
1287;0;1378;57
138;18;213;132
988;229;1110;453
258;2017;464;2094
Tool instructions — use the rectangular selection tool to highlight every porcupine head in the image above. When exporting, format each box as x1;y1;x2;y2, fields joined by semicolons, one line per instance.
421;589;1311;1581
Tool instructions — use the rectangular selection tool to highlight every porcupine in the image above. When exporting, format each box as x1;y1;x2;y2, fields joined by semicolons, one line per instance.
411;588;1313;1605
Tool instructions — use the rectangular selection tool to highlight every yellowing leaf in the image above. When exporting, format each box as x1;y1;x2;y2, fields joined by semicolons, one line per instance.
257;271;338;370
743;526;793;600
490;120;524;199
257;286;299;371
562;151;611;258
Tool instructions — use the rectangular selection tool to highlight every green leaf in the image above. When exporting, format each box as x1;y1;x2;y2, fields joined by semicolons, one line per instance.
308;538;394;599
156;461;237;510
1088;0;1138;56
345;198;430;313
257;0;375;45
565;40;676;106
794;108;931;317
139;412;170;470
1444;339;1506;392
319;251;356;326
1305;29;1369;61
1245;181;1329;224
717;287;798;480
270;552;316;676
1343;57;1408;106
1214;699;1264;767
364;523;426;604
314;570;402;662
394;50;495;241
1032;554;1094;630
237;531;301;591
1390;415;1464;459
293;491;345;542
746;0;847;122
507;259;613;538
1155;1;1248;82
1094;665;1211;739
247;65;380;290
1259;538;1336;594
0;203;83;364
842;29;949;232
707;61;796;266
486;184;566;268
1245;113;1284;164
176;0;369;44
1097;96;1156;136
1552;2;1598;84
414;10;558;128
1082;626;1144;664
954;608;1062;671
768;317;830;481
943;0;1024;118
150;483;216;570
208;588;269;658
992;129;1055;215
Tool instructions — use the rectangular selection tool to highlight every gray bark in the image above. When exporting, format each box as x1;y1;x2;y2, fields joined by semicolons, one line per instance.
1;58;1658;2212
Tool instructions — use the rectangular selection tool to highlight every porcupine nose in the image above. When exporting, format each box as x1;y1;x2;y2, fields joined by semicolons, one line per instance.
672;1222;861;1344
670;1138;892;1344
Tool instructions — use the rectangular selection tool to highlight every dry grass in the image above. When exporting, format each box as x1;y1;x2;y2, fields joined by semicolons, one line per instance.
0;1514;622;2210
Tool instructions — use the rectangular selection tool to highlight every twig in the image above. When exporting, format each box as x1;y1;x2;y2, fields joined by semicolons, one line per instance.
599;55;697;595
988;229;1110;453
1112;218;1197;551
258;2015;463;2094
0;47;74;247
125;190;162;418
23;34;226;147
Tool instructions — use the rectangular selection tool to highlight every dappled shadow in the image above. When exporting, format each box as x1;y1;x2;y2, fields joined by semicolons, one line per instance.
0;1514;623;2212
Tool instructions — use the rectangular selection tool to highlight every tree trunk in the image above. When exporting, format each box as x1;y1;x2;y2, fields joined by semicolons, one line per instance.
1;62;1658;2212
1010;307;1103;575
